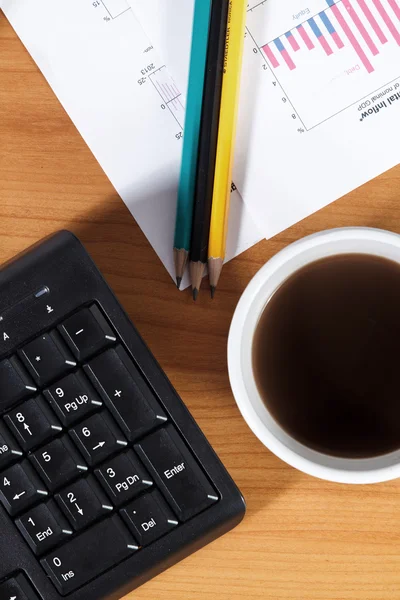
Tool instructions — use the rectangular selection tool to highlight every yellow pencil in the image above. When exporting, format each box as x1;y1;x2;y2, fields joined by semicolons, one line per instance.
208;0;247;297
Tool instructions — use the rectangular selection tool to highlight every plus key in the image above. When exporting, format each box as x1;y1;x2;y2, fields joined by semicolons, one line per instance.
84;346;167;441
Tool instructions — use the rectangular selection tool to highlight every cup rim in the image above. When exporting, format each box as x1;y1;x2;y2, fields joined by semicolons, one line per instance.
228;226;400;484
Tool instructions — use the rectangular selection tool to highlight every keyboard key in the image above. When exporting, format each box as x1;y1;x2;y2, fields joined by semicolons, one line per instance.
0;573;40;600
95;451;152;506
59;305;116;361
0;421;22;470
120;490;178;546
19;331;76;386
0;355;36;413
55;476;112;531
44;371;102;426
15;500;72;555
69;412;127;466
135;425;218;522
4;397;62;451
29;437;87;492
41;516;138;595
0;460;48;515
84;346;167;441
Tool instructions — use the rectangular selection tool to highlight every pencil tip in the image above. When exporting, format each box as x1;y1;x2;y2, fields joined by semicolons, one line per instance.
176;276;182;289
210;286;216;299
192;288;199;302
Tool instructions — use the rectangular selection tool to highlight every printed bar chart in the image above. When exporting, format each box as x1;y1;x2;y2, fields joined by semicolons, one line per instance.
261;0;400;74
148;66;184;130
247;0;400;128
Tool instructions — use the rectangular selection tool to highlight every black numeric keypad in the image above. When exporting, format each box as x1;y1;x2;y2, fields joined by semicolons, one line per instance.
0;302;220;597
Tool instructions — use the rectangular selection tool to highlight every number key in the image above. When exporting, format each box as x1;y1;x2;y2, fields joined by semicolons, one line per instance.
44;371;102;426
16;500;72;555
69;412;127;466
0;460;48;516
0;421;22;470
95;451;152;506
29;437;87;492
55;476;112;530
4;397;62;451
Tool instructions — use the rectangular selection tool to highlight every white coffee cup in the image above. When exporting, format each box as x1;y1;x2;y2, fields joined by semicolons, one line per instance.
228;227;400;484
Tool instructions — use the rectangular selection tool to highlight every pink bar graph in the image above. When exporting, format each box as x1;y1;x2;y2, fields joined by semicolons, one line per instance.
343;0;379;54
287;34;301;51
331;3;374;72
372;0;400;44
262;44;279;68
297;24;315;49
331;31;345;48
318;34;334;54
281;49;296;70
356;0;388;43
388;0;400;21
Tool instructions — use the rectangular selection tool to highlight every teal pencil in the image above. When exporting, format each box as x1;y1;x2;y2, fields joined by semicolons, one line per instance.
173;0;213;289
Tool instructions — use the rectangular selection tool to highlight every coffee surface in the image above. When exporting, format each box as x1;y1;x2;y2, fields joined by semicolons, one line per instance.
252;253;400;458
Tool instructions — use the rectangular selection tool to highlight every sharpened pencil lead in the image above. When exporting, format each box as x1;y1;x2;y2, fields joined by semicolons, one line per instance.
176;276;182;289
193;288;199;301
210;286;216;299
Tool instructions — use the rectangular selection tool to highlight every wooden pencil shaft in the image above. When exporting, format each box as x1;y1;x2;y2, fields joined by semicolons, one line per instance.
208;0;248;263
173;0;213;253
189;0;229;265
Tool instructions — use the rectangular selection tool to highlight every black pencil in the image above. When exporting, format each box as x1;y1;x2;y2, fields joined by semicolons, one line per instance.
189;0;229;300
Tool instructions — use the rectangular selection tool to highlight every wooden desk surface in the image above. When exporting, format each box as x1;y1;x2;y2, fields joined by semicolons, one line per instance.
2;13;400;600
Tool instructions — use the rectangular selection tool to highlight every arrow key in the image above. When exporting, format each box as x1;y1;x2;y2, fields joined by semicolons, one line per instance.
55;475;112;531
69;412;126;466
0;460;48;516
4;396;61;451
0;573;40;600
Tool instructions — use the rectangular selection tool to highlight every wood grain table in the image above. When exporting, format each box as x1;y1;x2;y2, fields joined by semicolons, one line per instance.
2;12;400;600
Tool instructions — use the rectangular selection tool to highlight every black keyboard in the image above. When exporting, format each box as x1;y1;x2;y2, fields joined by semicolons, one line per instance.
0;231;245;600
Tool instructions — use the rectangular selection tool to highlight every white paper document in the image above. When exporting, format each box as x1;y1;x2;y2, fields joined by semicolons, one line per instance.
129;0;400;238
129;0;194;96
2;0;262;287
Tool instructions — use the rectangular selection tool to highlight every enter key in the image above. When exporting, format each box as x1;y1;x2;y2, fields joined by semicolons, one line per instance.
134;425;218;522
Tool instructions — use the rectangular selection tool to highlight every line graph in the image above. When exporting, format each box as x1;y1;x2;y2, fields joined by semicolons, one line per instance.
247;0;400;128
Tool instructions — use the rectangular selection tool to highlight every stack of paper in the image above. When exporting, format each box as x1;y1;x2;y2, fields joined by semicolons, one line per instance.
3;0;400;284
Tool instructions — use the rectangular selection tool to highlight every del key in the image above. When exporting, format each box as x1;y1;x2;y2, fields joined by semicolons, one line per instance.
135;425;218;522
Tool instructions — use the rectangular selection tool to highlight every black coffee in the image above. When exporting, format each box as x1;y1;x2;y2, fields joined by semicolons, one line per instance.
252;253;400;458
